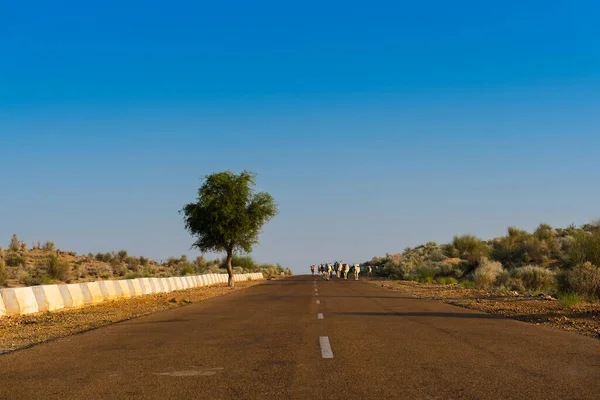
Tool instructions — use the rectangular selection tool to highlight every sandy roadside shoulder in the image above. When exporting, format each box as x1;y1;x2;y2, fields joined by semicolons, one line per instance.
0;281;263;354
370;279;600;339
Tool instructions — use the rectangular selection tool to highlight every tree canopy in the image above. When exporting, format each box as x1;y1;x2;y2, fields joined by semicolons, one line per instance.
181;170;278;286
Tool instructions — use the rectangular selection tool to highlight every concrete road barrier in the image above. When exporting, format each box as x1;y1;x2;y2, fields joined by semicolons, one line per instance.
1;287;39;316
149;278;161;293
79;282;104;305
180;277;189;289
186;276;195;288
160;278;172;292
174;277;185;290
137;278;153;295
0;295;5;317
0;272;265;317
166;277;177;291
32;285;65;312
127;280;143;297
98;281;119;301
58;284;85;309
115;280;132;299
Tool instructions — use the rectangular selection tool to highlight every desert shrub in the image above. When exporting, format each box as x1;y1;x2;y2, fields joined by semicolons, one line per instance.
125;272;141;279
5;252;26;267
0;259;7;285
9;234;21;252
42;241;56;251
180;264;195;276
428;248;448;262
415;263;440;280
125;256;140;270
450;235;489;264
567;231;600;268
139;256;149;266
558;293;582;308
436;276;457;285
44;255;72;282
461;280;476;289
511;265;555;293
563;262;600;300
117;250;129;262
472;258;503;289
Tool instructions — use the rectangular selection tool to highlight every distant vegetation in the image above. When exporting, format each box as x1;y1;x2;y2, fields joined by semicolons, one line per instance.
0;234;290;287
364;221;600;302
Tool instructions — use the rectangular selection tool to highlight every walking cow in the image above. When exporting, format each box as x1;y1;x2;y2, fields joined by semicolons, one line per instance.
354;264;360;280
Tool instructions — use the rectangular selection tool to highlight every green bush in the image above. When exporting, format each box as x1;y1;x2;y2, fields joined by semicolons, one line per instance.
461;280;476;289
511;265;555;293
558;293;582;308
0;259;7;285
567;231;600;267
180;264;195;276
5;252;26;267
45;254;72;282
449;235;490;265
563;262;600;300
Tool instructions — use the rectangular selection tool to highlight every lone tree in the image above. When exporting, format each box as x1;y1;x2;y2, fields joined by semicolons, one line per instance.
181;170;278;286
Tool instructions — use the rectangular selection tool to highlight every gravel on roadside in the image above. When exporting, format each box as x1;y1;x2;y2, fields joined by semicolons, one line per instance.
373;280;600;340
0;281;263;354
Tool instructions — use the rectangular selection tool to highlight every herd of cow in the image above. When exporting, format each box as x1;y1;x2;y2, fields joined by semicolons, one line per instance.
310;262;371;281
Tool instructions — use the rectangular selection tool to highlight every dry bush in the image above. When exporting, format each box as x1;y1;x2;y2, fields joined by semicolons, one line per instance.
42;241;56;251
511;265;555;293
45;254;72;282
0;259;7;285
565;262;600;300
472;258;503;289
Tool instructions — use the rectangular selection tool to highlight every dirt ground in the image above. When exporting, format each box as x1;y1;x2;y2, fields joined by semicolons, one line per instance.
0;281;263;354
373;280;600;340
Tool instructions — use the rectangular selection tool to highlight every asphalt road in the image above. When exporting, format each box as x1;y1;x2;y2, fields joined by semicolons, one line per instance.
1;275;599;399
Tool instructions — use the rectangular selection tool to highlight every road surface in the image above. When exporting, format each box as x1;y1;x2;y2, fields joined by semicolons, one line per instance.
1;275;599;399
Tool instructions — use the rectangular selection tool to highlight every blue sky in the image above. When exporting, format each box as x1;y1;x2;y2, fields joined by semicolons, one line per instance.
1;1;599;272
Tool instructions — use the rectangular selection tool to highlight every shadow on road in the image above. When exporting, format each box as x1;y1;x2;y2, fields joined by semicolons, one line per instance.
331;311;503;319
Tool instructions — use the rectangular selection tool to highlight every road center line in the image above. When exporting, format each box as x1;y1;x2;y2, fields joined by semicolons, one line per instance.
316;300;320;304
318;313;324;319
319;336;334;359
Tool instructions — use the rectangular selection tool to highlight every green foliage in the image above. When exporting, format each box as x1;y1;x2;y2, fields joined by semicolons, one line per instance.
181;170;278;285
511;265;555;293
182;170;278;255
0;259;7;285
562;262;600;300
180;264;195;276
566;230;600;268
558;293;582;308
117;250;129;262
450;234;489;265
45;254;72;282
139;256;149;266
460;280;476;289
9;234;21;252
5;252;26;267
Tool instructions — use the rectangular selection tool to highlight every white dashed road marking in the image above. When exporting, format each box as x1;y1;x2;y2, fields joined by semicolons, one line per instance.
319;337;334;359
316;300;320;304
318;313;324;319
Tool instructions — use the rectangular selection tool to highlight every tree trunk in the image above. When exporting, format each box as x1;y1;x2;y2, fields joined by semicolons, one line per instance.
226;251;234;287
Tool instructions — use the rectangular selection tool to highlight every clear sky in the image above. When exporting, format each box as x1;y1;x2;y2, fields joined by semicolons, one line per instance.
1;1;599;273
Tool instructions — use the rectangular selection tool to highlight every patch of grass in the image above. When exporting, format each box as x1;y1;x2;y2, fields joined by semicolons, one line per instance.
558;293;582;308
460;280;476;289
436;277;458;285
